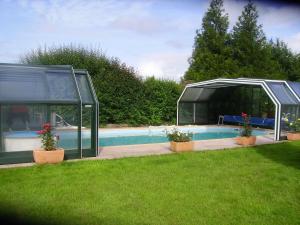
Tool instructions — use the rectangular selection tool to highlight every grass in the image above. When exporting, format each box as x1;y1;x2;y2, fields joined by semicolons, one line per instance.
0;142;300;225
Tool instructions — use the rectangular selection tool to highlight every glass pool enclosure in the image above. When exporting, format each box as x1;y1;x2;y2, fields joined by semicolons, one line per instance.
0;63;99;164
177;78;300;141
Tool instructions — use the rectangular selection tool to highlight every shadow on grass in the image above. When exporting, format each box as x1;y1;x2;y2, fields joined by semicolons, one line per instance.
0;206;61;225
0;202;137;225
255;142;300;170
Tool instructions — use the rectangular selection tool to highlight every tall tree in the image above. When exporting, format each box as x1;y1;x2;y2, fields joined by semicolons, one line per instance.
269;38;299;81
231;1;284;79
293;54;300;81
184;0;236;82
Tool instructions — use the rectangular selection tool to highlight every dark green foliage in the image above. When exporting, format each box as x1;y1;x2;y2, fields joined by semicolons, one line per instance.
184;0;236;82
143;77;182;125
231;1;282;79
21;46;146;125
21;46;181;126
293;55;300;81
269;39;300;81
184;0;300;82
232;1;265;76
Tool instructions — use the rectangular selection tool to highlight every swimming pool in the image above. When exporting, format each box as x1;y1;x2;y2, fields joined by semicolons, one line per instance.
4;126;268;150
98;127;267;147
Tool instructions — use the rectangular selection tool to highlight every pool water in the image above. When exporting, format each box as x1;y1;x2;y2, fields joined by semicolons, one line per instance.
4;127;267;149
98;128;266;147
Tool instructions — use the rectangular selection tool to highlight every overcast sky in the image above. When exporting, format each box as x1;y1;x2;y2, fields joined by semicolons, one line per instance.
1;0;300;81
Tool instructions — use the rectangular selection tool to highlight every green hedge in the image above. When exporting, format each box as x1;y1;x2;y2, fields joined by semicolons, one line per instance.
21;46;182;126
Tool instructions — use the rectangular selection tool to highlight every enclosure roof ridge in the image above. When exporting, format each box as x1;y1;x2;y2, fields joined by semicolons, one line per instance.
74;69;88;73
0;63;73;70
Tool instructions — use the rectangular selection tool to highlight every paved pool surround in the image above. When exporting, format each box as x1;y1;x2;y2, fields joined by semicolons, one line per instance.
0;134;277;169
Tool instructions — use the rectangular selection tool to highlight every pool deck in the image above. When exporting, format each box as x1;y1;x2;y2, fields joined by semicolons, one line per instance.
97;135;276;159
0;135;278;169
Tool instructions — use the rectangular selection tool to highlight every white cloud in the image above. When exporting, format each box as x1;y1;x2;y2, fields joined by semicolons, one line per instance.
257;3;300;29
224;0;300;30
137;51;190;81
16;0;162;33
2;0;300;80
223;0;245;28
283;32;300;53
111;16;164;35
165;40;186;49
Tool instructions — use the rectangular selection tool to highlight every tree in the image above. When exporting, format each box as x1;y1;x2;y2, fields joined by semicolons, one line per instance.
143;77;182;125
184;0;236;82
231;1;284;79
269;38;299;81
291;53;300;81
21;46;147;125
21;45;183;126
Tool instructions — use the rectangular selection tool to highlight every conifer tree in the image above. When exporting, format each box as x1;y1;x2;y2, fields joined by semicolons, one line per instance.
231;1;278;78
184;0;236;82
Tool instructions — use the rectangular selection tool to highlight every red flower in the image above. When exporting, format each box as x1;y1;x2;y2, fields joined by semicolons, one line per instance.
241;112;247;117
43;123;51;131
37;129;46;135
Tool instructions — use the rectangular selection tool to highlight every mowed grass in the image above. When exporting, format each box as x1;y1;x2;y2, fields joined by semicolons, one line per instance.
0;142;300;225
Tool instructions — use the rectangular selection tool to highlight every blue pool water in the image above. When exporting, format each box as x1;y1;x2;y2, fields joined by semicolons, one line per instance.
4;127;268;149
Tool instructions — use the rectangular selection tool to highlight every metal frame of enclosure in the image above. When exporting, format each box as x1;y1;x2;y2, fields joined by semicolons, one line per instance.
177;78;300;141
0;63;99;164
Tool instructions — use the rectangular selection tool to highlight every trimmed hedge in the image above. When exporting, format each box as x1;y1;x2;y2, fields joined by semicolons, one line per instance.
21;46;182;126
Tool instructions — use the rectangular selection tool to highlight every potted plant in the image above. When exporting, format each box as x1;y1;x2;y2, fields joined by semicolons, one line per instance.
286;118;300;141
33;123;64;164
236;112;256;146
166;128;193;152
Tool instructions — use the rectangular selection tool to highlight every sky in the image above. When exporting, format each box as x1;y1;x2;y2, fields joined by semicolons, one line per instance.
0;0;300;81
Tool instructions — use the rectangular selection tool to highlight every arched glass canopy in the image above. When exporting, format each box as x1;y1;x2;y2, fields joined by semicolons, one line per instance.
177;78;300;141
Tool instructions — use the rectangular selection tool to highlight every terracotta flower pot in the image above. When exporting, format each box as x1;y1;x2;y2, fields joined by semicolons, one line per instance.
170;141;193;152
287;132;300;141
236;136;256;146
33;148;64;164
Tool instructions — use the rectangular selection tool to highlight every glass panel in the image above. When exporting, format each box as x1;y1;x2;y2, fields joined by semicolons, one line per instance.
281;105;300;137
266;82;298;105
0;104;48;152
50;105;79;151
82;105;93;150
288;81;300;98
75;72;94;104
0;64;78;103
178;102;193;125
181;87;216;102
0;104;79;152
46;70;78;101
180;88;201;102
195;103;208;124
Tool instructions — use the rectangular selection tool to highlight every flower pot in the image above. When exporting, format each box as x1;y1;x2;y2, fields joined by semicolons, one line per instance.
287;132;300;141
170;141;193;152
33;148;64;164
236;136;256;146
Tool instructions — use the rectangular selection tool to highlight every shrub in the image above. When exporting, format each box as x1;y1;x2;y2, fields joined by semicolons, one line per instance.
143;77;182;125
21;45;182;126
166;128;192;142
21;46;146;125
288;118;300;132
240;112;252;137
37;123;57;151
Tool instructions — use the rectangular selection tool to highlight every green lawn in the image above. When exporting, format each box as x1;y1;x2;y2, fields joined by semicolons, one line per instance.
0;142;300;225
